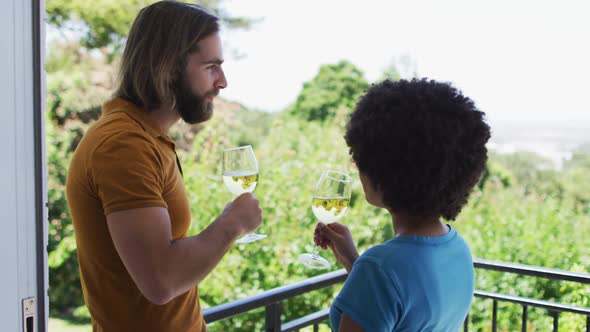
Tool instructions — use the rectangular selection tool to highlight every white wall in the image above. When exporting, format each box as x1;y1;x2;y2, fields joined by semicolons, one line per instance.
0;0;47;331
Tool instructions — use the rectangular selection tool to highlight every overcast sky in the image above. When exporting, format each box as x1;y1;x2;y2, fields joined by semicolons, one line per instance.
219;0;590;128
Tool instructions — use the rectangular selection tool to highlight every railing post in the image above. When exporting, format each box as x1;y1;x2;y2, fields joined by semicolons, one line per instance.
521;305;527;332
552;311;559;332
265;301;281;332
492;300;498;332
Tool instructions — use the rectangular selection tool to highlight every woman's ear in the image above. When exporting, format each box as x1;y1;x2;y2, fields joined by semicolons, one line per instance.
359;172;385;208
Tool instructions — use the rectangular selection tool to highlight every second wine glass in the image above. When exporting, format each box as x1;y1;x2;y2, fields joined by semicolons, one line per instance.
299;170;352;269
222;145;267;244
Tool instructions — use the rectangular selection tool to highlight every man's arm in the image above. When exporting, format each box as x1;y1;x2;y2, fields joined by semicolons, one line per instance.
107;193;261;305
339;313;366;332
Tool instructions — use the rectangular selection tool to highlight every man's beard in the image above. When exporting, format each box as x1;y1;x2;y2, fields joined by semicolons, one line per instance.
172;74;217;124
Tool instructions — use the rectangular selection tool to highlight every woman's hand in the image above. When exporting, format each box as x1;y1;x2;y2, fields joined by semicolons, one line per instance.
314;222;359;273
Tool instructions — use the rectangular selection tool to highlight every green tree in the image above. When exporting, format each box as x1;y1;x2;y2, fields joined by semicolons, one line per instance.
46;0;256;50
564;150;590;171
478;159;514;191
493;151;563;196
288;60;369;122
562;150;590;211
379;54;418;82
379;59;401;82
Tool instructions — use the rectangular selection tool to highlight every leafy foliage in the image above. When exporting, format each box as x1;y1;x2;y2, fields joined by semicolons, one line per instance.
48;90;590;330
46;0;255;50
379;54;418;82
45;2;590;330
288;61;369;122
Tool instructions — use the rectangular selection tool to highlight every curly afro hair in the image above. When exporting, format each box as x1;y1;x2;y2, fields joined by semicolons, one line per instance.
345;78;491;221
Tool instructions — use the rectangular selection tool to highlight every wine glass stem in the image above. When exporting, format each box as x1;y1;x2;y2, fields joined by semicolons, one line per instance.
312;245;320;256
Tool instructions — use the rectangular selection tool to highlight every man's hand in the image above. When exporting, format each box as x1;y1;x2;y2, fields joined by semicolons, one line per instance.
217;193;262;239
314;222;359;273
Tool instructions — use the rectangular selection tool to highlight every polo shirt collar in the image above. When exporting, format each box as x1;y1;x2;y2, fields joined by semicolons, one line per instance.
102;98;175;145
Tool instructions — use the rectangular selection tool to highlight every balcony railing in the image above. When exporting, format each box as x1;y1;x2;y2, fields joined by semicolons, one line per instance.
203;258;590;331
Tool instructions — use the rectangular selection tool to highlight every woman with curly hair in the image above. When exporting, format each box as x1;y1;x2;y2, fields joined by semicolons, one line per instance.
315;78;491;332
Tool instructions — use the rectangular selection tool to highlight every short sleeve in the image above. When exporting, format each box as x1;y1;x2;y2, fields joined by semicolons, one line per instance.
332;258;402;332
91;131;167;215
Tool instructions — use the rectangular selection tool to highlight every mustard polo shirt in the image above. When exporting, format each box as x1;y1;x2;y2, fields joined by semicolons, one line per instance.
66;98;205;332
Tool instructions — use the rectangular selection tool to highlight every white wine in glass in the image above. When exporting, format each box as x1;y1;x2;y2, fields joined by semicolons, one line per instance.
300;170;352;269
222;145;267;244
222;171;259;196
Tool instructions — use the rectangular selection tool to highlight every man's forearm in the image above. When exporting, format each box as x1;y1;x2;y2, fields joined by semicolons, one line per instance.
163;218;239;300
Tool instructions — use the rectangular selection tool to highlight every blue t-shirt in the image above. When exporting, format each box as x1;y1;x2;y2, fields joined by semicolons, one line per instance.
330;225;474;332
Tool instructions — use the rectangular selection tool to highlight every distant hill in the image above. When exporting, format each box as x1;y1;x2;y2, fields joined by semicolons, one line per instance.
488;119;590;167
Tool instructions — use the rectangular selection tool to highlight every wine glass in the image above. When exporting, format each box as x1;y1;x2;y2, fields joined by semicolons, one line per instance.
299;170;352;269
222;145;267;244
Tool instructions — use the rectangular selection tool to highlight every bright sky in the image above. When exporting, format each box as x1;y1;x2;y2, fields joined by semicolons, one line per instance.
219;0;590;127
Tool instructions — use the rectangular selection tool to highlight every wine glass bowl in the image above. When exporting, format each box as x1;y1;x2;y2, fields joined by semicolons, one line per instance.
222;171;258;196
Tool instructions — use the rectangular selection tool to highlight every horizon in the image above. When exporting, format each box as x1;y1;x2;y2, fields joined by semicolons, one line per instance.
219;0;590;128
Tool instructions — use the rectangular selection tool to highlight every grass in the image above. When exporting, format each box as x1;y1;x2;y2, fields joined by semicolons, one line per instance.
48;317;91;332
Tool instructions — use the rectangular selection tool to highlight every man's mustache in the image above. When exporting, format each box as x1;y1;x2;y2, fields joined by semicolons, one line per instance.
206;90;220;99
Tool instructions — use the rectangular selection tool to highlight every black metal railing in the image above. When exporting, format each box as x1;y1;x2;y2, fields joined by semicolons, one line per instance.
203;259;590;331
204;269;346;331
469;259;590;332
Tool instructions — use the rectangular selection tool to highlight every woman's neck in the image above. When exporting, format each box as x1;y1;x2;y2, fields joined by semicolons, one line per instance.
390;211;449;237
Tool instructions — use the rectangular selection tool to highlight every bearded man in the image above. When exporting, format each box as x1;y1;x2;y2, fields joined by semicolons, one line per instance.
66;2;262;331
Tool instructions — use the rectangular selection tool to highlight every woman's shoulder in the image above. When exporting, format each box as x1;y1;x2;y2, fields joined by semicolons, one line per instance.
357;243;402;268
357;239;432;271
